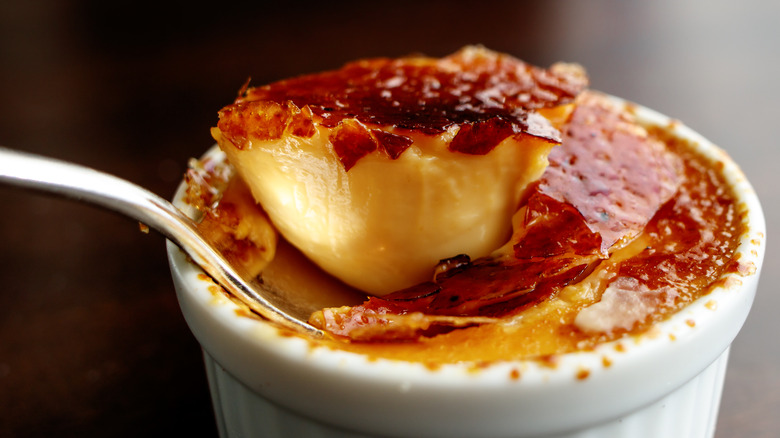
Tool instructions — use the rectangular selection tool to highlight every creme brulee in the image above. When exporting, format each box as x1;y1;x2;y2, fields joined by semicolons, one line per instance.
183;47;749;365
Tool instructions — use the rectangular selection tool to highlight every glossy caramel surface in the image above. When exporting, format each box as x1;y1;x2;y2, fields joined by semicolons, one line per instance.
307;93;746;354
216;47;587;169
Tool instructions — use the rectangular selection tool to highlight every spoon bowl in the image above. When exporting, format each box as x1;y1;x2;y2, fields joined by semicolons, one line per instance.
0;146;323;337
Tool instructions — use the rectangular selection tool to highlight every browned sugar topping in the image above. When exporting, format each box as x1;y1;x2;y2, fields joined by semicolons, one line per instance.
310;93;741;342
216;47;588;169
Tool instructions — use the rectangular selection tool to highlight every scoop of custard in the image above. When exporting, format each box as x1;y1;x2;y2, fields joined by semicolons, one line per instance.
211;46;588;295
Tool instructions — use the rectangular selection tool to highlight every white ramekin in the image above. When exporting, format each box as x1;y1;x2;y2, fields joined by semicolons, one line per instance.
168;99;765;438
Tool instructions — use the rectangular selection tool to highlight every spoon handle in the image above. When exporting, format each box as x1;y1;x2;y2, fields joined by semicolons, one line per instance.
0;146;322;337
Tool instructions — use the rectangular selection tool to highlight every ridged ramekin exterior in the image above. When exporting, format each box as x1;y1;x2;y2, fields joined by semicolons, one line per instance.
203;348;730;438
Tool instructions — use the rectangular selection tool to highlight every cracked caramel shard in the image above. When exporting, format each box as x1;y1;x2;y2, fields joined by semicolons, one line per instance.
211;46;588;295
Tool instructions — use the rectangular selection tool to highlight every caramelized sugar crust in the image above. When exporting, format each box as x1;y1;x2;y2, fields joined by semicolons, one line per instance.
309;92;741;342
539;93;682;255
216;46;587;169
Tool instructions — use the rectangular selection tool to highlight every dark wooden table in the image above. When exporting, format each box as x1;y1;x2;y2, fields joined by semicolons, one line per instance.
1;1;777;436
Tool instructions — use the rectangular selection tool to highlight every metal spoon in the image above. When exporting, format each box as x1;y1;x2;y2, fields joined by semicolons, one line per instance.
0;146;324;337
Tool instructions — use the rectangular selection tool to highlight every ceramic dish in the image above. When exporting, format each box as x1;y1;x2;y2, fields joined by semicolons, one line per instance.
167;97;765;438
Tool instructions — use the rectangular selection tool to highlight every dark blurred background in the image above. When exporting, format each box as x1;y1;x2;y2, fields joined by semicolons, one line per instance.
0;0;777;437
